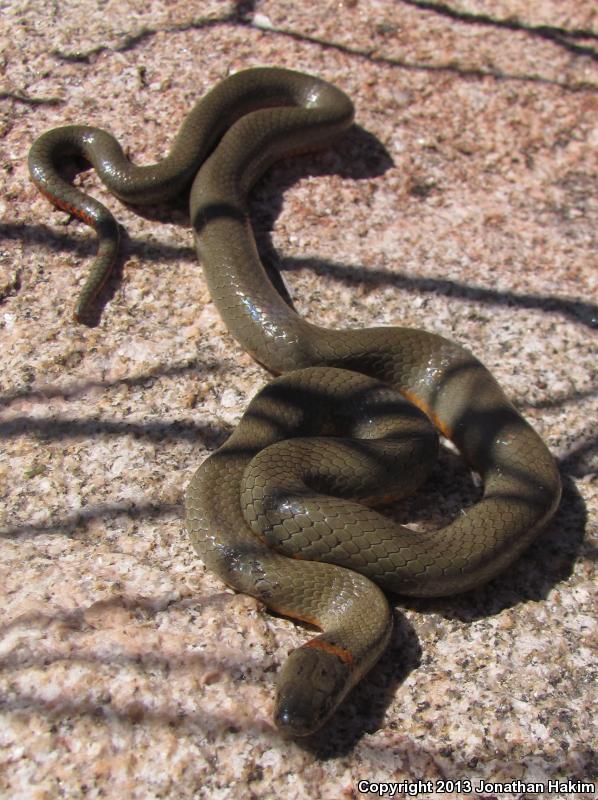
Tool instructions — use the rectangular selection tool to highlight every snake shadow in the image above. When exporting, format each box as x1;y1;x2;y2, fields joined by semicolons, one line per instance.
249;124;395;310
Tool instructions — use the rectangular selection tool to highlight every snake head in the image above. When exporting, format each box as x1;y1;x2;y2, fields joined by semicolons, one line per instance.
274;642;355;736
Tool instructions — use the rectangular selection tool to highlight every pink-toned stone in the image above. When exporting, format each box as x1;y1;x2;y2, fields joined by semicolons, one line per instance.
1;1;596;797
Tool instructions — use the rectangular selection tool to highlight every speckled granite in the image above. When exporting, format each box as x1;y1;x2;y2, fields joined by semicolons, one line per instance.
1;1;596;798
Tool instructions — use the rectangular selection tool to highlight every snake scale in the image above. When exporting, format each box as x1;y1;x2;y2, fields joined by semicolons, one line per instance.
28;67;561;736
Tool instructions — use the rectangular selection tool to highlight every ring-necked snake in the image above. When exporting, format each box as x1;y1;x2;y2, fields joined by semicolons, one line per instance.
28;67;561;736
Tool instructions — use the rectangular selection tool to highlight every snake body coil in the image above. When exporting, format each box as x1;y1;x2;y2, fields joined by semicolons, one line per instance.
29;67;561;736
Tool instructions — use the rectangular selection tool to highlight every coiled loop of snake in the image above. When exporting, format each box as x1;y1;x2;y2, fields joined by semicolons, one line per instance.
29;67;561;736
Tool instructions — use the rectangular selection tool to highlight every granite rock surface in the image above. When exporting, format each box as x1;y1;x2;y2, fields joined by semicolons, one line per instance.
1;1;596;798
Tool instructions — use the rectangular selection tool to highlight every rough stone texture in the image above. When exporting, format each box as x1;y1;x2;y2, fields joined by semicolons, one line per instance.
1;1;596;798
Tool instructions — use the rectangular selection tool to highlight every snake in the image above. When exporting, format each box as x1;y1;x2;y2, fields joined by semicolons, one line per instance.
28;67;561;736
